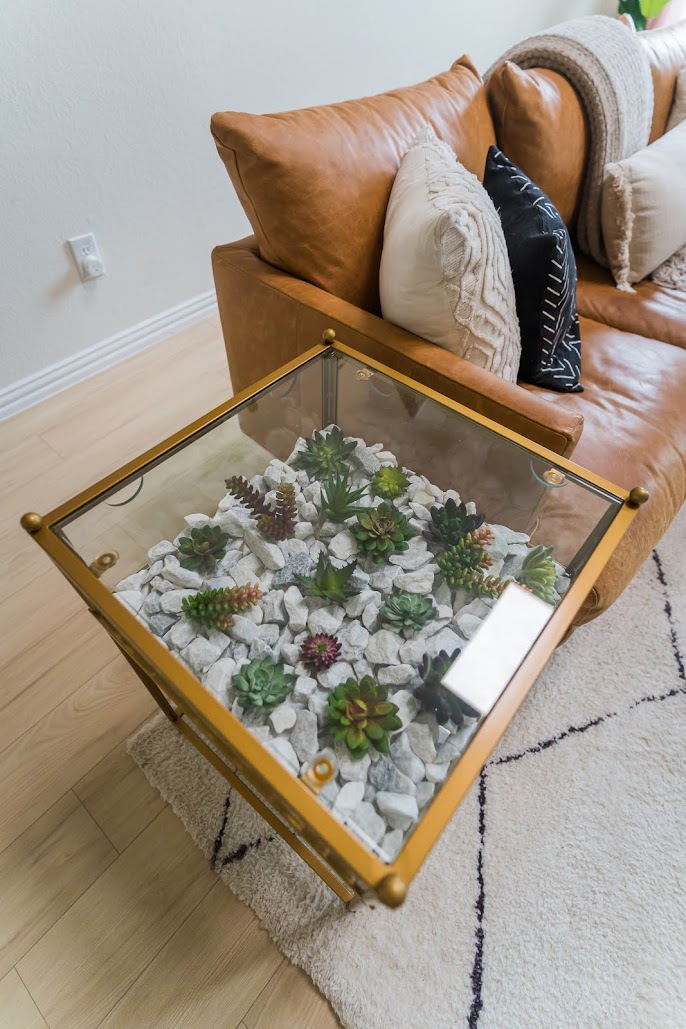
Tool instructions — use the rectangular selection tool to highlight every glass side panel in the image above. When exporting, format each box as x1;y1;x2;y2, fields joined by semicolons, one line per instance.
54;347;622;864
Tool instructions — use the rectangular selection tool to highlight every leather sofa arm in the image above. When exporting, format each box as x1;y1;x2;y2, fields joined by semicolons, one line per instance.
212;237;584;459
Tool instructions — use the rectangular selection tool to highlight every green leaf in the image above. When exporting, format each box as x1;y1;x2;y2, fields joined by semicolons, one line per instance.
640;0;670;17
366;722;384;741
375;735;390;753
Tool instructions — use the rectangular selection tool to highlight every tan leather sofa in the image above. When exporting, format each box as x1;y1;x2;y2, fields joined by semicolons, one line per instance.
210;31;686;632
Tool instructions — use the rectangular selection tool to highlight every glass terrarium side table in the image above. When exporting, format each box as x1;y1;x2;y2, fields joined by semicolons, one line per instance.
21;332;649;909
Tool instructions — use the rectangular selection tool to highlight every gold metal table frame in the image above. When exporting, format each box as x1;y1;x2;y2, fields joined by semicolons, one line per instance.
21;333;647;909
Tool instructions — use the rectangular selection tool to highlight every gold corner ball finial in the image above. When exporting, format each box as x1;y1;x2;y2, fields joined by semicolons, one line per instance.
377;874;407;908
321;328;336;344
20;512;44;534
627;486;650;508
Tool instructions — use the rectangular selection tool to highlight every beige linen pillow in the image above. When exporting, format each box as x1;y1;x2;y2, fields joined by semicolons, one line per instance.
602;121;686;289
379;127;521;382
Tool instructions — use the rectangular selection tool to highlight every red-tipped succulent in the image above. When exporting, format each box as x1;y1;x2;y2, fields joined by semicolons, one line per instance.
300;633;342;672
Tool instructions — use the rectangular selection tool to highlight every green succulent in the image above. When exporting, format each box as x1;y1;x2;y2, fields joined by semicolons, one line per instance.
233;658;295;713
293;554;361;602
320;469;368;522
517;545;557;604
370;466;410;499
349;502;415;563
423;499;486;550
436;532;492;590
380;591;435;633
414;649;478;726
177;524;229;576
327;676;402;759
182;583;262;630
291;425;357;479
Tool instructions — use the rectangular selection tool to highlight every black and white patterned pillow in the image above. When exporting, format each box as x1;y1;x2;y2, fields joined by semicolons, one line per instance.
483;146;583;393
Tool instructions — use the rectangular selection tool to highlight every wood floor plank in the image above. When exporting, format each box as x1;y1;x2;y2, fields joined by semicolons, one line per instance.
74;741;166;852
17;807;215;1029
0;792;116;978
244;960;341;1029
0;525;53;605
0;432;61;498
0;610;116;755
0;969;47;1029
0;566;83;669
0;655;155;853
98;881;283;1029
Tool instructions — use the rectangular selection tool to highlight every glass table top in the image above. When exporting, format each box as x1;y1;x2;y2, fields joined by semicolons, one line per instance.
52;344;624;864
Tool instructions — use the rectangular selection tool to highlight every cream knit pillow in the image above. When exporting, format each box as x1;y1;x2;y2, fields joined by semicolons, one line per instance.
379;126;521;382
602;121;686;289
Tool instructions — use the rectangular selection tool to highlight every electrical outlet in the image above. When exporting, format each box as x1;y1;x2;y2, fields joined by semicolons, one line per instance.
68;233;105;282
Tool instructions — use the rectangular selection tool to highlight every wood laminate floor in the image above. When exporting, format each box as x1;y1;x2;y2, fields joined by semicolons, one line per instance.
0;315;341;1028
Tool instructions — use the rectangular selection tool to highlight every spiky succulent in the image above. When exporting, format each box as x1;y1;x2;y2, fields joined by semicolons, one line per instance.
436;532;492;589
320;470;368;522
469;574;508;600
349;502;415;563
370;466;410;499
177;524;230;576
300;633;341;671
291;425;357;479
380;591;435;633
414;649;478;726
233;658;295;713
225;476;296;541
293;554;361;602
423;499;486;550
327;676;402;758
517;545;557;604
182;583;262;630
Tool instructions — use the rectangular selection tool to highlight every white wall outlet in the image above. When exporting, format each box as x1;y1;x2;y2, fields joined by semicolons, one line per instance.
68;233;105;282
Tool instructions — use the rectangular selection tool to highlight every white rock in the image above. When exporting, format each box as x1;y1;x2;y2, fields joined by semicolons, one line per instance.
217;508;255;538
333;780;365;815
278;538;309;560
262;590;287;624
353;659;374;680
299;501;319;522
184;513;212;528
267;737;299;774
281;643;301;666
399;636;427;666
365;630;401;666
328;529;358;561
318;661;355;690
433;582;452;608
354;445;382;476
147;540;176;563
294;521;314;539
293;675;317;701
377;664;414;686
227;615;261;645
390;733;425;783
116;590;144;613
184;637;222;675
382;828;404;861
337;621;370;661
426;627;465;659
307;605;345;636
204;658;236;702
391;688;420;729
168;619;196;650
161;564;203;590
290;709;319;763
160;589;195;615
368;756;416;795
455;612;483;640
114;569;152;592
369;566;400;593
406;722;437;762
269;702;297;734
148;613;176;636
349;801;385;844
335;741;370;782
416;781;436;809
376;791;419;831
283;586;308;633
217;549;242;574
344;589;381;619
361;603;380;633
388;543;434;570
436;724;478;763
204;576;236;591
393;568;435;595
425;762;450;784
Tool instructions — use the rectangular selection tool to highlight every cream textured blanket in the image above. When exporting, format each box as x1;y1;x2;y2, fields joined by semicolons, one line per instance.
488;16;653;267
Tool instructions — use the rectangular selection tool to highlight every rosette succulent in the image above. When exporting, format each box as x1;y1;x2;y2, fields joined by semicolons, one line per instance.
414;649;478;726
423;499;486;550
517;545;557;604
380;591;435;633
327;676;402;758
181;583;262;631
370;466;410;499
177;524;229;576
233;658;295;713
293;554;361;602
320;470;368;522
349;502;415;563
300;633;341;672
291;425;356;479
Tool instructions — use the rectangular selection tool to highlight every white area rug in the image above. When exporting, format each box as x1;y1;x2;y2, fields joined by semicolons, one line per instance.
129;504;686;1029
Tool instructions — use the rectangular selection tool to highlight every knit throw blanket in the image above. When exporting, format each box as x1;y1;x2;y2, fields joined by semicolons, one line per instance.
488;16;654;268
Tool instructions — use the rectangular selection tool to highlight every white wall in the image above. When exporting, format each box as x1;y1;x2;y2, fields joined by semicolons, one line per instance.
0;0;614;392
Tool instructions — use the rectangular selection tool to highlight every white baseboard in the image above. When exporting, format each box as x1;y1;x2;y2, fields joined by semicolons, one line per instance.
0;289;218;423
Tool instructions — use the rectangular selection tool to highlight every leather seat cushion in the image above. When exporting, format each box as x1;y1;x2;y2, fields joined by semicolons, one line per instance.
211;57;496;316
523;316;686;620
576;255;686;349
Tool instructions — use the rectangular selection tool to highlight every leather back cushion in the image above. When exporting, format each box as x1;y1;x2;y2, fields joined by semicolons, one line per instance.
211;57;496;314
638;22;686;141
486;63;588;231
